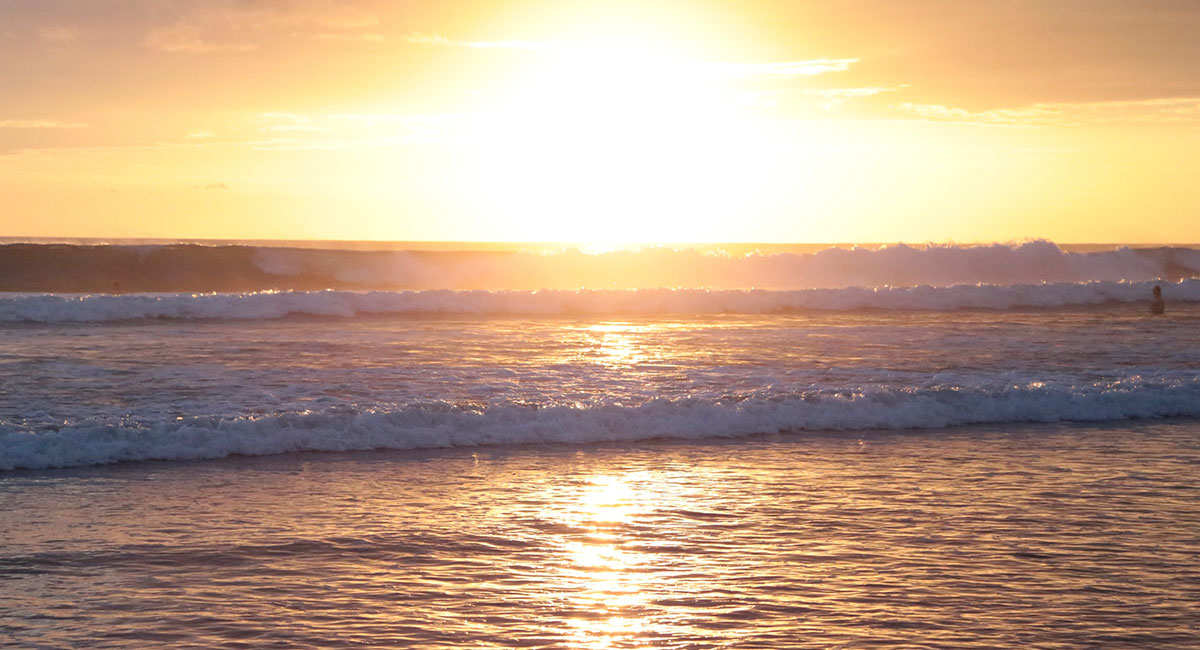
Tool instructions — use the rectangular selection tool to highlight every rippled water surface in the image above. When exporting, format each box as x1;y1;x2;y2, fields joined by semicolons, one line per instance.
3;423;1199;648
4;306;1200;436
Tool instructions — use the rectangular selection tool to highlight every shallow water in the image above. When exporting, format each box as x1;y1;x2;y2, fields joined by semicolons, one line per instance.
3;423;1199;649
4;306;1200;469
3;269;1200;647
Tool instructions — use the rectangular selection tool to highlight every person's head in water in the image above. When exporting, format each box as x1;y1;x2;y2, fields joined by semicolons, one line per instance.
1153;285;1163;297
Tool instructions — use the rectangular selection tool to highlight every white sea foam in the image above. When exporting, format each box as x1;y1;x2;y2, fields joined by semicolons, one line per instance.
249;240;1200;290
1;279;1197;323
4;241;1200;294
4;379;1199;470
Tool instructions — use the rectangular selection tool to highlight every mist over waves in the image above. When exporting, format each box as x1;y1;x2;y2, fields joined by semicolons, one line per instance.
2;240;1198;294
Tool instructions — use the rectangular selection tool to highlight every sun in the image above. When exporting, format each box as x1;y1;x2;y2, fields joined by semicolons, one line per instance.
443;25;806;246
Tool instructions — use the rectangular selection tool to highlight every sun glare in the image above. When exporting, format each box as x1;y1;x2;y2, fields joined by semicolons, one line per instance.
446;25;811;246
557;474;657;648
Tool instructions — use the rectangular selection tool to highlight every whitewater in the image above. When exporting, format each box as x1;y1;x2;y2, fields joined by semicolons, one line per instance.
2;239;1199;471
3;280;1200;323
1;240;1200;325
2;239;1199;293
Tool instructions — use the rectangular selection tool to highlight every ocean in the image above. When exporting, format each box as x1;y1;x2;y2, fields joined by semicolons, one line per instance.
2;240;1199;648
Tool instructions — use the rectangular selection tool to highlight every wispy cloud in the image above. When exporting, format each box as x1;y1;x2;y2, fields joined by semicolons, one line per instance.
260;112;309;123
256;112;332;134
37;26;79;43
256;112;321;132
0;119;89;129
146;1;379;54
402;32;548;51
810;86;899;99
243;111;454;148
312;32;386;42
260;124;331;134
894;98;1200;126
403;33;858;83
145;24;256;53
802;86;902;110
718;58;858;77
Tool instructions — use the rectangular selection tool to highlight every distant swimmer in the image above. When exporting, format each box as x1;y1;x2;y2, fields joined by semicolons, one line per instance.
1150;285;1165;315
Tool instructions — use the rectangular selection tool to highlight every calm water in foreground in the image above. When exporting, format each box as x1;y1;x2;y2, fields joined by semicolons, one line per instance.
3;422;1198;649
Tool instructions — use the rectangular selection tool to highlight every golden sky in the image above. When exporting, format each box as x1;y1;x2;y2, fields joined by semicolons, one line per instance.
2;0;1199;243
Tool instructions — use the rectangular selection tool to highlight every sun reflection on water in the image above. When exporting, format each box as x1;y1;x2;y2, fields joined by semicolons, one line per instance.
572;319;744;371
577;474;638;523
584;323;649;367
559;474;657;649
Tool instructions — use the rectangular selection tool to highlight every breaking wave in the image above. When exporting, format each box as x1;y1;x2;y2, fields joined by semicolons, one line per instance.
2;280;1198;322
2;240;1199;293
4;378;1199;470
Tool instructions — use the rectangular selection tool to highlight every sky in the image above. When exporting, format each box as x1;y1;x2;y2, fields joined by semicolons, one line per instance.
1;0;1199;244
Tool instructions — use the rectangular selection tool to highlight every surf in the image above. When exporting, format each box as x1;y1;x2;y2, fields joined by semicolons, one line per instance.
5;377;1200;470
2;240;1199;294
1;280;1196;323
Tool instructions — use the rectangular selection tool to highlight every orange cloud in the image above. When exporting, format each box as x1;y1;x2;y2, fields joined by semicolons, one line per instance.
0;119;88;129
37;26;78;43
145;1;378;54
894;98;1200;126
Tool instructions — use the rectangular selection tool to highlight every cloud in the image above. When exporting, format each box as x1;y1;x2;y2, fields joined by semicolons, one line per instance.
893;98;1200;126
37;26;78;43
0;119;89;129
261;112;309;122
234;111;458;150
145;24;256;53
719;58;858;77
802;86;902;111
2;109;444;157
312;32;385;42
287;1;379;30
257;112;330;133
146;1;379;54
257;112;332;133
809;86;899;99
260;124;331;134
196;182;229;190
402;34;857;80
402;32;548;51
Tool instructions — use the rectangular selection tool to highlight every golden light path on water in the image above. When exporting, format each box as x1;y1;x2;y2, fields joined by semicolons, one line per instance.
4;310;1200;647
583;323;651;368
560;475;652;649
577;321;731;370
544;465;822;648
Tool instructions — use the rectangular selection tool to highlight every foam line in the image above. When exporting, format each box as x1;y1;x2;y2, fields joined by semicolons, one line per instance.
2;241;1199;292
1;279;1196;323
5;379;1199;469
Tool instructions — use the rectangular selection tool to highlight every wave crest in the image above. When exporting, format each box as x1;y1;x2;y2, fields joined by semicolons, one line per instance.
5;379;1198;470
1;280;1196;323
2;240;1198;293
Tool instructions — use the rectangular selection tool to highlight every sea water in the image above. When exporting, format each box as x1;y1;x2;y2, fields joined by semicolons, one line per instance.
1;241;1199;648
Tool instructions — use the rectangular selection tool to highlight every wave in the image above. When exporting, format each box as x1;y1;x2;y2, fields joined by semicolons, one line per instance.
1;279;1197;323
4;378;1199;470
2;241;1199;293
